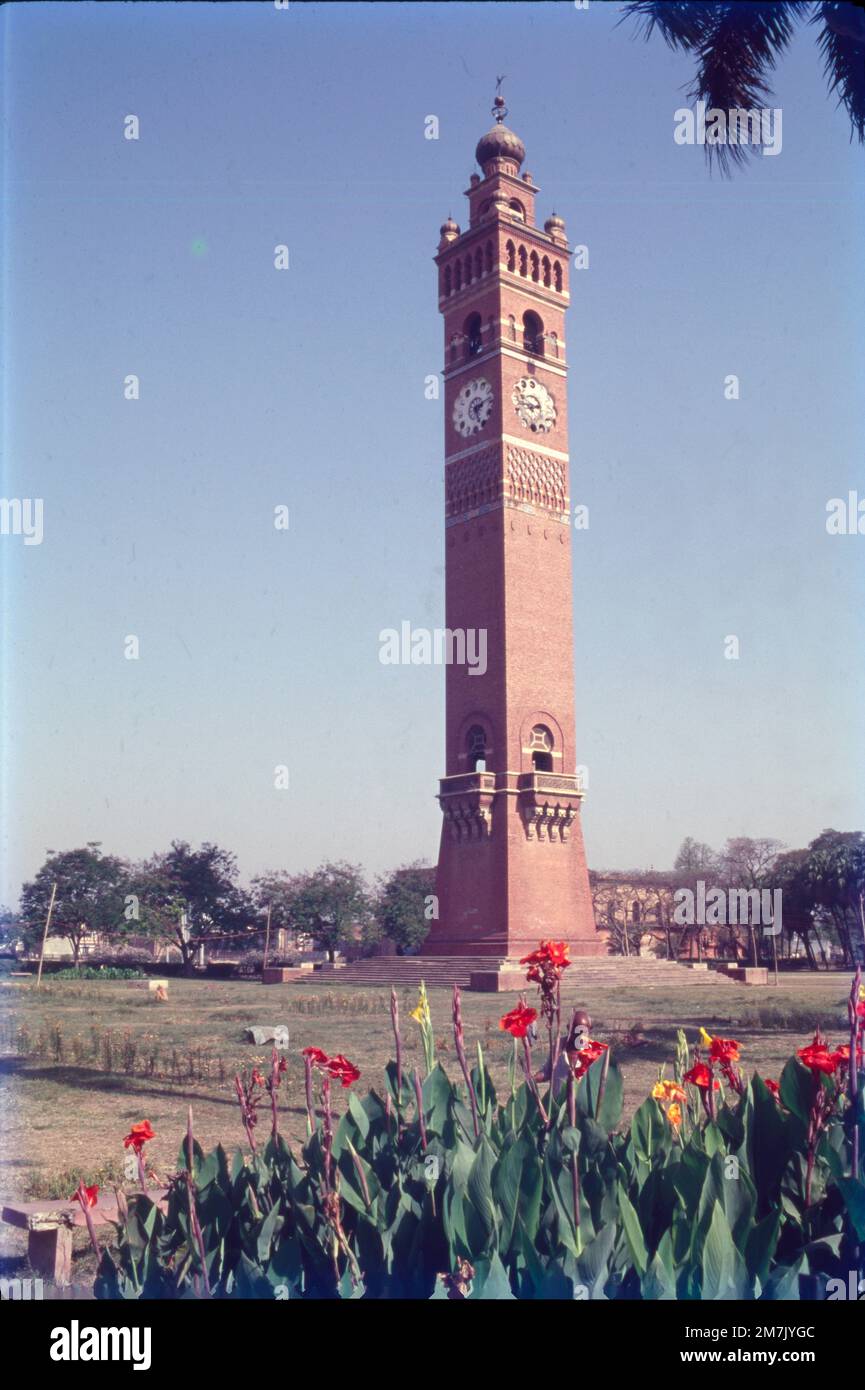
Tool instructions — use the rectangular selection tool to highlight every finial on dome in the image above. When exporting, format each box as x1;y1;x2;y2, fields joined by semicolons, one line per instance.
493;74;508;123
476;78;525;174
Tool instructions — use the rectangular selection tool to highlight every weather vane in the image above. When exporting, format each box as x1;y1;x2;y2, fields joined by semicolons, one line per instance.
493;74;508;123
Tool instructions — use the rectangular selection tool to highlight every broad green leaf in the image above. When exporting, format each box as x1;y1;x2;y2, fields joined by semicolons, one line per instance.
617;1184;648;1277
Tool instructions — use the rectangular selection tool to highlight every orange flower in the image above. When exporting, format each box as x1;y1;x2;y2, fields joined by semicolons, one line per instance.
652;1079;686;1104
122;1120;155;1153
499;1004;538;1038
666;1102;683;1129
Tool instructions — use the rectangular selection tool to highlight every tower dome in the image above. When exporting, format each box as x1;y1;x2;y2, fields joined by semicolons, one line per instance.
475;89;525;173
475;122;526;172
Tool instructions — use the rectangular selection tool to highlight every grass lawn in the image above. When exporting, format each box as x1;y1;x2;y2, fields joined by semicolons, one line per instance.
0;968;852;1290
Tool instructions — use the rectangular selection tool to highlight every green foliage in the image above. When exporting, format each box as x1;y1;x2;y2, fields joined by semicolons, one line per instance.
91;1023;865;1300
53;965;144;980
375;863;436;953
129;841;253;967
275;861;372;962
19;844;128;963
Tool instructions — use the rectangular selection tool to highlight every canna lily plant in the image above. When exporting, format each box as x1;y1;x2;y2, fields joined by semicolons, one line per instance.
86;964;864;1300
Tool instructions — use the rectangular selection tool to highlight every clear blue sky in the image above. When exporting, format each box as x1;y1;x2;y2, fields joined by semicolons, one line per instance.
1;0;863;904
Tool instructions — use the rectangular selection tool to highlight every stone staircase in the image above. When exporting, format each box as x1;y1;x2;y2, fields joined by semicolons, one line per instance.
314;956;734;991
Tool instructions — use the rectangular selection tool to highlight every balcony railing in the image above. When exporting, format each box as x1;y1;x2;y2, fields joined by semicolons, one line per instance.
517;772;584;796
439;772;497;797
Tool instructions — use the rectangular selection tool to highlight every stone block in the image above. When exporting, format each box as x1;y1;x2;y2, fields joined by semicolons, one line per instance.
468;969;526;992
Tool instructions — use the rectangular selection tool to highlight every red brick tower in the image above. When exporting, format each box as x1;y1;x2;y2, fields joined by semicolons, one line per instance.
424;94;607;961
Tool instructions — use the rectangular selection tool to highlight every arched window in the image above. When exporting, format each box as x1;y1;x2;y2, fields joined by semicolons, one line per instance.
505;240;516;273
466;725;488;773
508;314;517;342
464;312;482;358
474;247;483;280
454;260;462;292
464;254;472;285
529;724;554;773
530;251;540;283
518;245;528;277
631;900;642;924
508;199;525;222
542;256;551;288
553;261;563;292
443;265;452;296
549;331;559;359
484;241;493;273
523;310;544;356
449;336;458;365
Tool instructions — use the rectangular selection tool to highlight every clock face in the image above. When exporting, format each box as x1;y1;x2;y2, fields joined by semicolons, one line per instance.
452;378;494;438
512;376;556;433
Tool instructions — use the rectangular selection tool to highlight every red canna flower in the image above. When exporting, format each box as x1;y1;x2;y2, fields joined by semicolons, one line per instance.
499;1004;538;1038
570;1039;609;1079
831;1043;864;1068
797;1039;840;1076
684;1062;719;1091
278;1057;288;1074
708;1036;740;1065
70;1184;99;1207
324;1053;361;1087
519;940;571;972
302;1046;330;1066
763;1078;781;1098
122;1120;155;1152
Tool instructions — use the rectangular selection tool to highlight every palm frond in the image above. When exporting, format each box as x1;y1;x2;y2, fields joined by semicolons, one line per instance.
812;1;865;142
619;1;715;49
623;1;814;173
690;2;812;170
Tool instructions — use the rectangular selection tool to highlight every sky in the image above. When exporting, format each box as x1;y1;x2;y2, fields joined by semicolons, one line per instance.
1;0;863;904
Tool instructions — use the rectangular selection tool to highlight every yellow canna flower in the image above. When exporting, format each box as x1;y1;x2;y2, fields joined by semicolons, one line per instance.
410;982;431;1027
699;1027;713;1048
667;1103;683;1129
653;1079;686;1103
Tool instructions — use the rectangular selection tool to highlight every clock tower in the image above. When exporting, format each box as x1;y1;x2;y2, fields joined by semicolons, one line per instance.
424;93;607;962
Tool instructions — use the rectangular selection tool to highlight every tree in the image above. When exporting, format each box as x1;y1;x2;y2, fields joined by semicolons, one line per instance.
282;862;372;963
771;848;825;968
624;1;865;172
129;841;252;974
19;844;127;965
376;862;436;954
0;905;22;952
804;829;865;966
673;837;718;875
250;870;307;958
671;840;723;960
718;836;784;966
